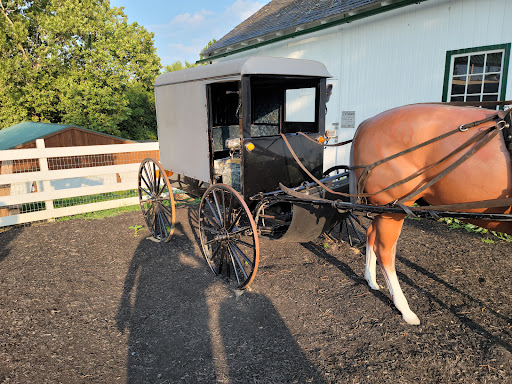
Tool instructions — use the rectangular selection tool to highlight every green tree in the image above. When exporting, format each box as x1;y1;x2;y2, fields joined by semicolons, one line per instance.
0;0;161;139
163;60;197;73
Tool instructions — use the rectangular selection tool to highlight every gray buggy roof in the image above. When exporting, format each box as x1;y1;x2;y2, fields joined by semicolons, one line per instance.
155;56;331;87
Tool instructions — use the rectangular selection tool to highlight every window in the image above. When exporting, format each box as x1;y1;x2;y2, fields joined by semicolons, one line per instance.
248;76;321;137
443;44;510;105
285;88;316;122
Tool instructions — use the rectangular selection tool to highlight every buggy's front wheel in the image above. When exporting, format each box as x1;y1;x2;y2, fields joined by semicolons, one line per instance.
199;184;259;289
138;158;176;242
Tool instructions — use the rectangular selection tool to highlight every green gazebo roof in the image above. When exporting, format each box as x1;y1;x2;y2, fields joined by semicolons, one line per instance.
0;122;129;150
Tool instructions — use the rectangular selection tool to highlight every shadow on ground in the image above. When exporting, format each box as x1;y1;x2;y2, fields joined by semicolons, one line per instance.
116;206;325;383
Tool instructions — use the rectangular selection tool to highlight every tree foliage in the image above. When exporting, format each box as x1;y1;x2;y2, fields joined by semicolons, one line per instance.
0;0;161;139
163;60;196;73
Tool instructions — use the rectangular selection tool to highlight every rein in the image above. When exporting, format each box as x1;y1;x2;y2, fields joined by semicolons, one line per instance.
280;109;512;212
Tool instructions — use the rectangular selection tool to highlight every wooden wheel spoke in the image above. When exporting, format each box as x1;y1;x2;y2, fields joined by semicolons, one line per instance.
139;172;152;192
143;165;154;192
159;202;174;218
203;226;219;236
203;214;220;231
156;209;168;239
232;238;255;250
157;178;167;197
229;242;254;268
228;226;250;236
211;189;224;227
228;244;249;280
139;185;152;198
158;204;172;227
205;198;222;228
227;246;242;285
215;245;225;274
143;203;154;219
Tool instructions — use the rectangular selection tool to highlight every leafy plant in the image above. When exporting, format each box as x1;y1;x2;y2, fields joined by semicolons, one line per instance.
129;225;146;237
439;217;512;243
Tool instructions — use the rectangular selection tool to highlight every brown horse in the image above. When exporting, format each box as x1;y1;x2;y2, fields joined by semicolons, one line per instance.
350;104;512;325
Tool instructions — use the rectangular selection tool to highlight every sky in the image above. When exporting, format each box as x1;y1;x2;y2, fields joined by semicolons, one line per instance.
110;0;266;67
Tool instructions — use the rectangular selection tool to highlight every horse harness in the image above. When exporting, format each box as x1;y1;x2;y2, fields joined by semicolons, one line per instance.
280;106;512;214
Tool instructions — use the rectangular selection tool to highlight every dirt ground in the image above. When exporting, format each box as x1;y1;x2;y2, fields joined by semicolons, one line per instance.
0;204;510;383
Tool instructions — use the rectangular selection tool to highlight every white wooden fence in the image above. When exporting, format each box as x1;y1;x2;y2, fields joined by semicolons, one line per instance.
0;140;159;227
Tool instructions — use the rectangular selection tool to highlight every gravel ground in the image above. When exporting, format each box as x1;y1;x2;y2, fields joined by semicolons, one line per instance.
0;204;510;383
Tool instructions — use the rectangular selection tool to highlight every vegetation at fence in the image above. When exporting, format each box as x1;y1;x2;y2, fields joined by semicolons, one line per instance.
0;0;160;140
439;217;512;243
55;204;141;221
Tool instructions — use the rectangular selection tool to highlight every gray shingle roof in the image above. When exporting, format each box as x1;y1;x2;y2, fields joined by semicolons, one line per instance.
201;0;421;58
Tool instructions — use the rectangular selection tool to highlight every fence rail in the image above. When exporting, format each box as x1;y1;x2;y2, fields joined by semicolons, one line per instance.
0;140;159;227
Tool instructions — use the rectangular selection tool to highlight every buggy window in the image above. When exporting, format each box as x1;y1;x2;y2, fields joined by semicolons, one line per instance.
285;88;316;122
249;76;320;137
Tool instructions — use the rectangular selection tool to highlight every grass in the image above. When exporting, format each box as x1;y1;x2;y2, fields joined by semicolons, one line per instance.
55;204;141;221
54;195;200;222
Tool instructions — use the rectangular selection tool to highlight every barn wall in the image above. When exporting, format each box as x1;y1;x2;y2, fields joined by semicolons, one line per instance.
215;0;512;168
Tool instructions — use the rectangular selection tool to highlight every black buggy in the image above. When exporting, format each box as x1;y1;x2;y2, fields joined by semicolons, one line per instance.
138;57;350;289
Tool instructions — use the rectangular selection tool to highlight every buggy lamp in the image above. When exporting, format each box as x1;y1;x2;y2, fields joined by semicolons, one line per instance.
225;137;241;150
317;136;326;144
245;142;255;151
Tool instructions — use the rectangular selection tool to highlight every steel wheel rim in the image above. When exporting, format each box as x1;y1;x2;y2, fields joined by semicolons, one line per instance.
199;184;259;289
138;158;176;242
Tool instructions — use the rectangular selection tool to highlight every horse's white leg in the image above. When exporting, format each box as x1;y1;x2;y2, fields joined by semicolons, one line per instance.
364;222;380;290
373;214;420;325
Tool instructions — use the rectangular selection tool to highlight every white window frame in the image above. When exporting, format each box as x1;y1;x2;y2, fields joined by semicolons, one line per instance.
443;44;510;105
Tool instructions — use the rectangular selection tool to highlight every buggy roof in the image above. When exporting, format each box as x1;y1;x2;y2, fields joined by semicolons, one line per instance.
155;56;331;87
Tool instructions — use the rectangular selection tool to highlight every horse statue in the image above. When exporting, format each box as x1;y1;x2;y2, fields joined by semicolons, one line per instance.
350;103;512;325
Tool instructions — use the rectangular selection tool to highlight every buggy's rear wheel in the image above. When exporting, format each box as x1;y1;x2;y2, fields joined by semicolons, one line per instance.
199;184;259;289
138;158;176;242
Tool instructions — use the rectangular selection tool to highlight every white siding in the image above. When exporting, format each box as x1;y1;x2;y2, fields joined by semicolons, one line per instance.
216;0;512;168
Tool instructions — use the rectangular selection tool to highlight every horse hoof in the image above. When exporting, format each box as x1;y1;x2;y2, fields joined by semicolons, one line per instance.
402;312;421;325
364;273;380;290
367;281;381;291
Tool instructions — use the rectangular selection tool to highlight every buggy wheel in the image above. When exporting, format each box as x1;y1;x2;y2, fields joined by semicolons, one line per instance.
199;184;259;289
138;158;176;242
340;213;369;247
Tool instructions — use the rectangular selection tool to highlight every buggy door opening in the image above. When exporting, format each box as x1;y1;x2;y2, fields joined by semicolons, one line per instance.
208;80;242;192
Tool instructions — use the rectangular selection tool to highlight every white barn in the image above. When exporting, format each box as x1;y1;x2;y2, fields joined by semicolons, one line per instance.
200;0;512;169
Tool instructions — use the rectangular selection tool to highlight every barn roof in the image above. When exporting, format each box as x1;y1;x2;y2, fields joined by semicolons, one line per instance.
0;122;130;150
200;0;426;61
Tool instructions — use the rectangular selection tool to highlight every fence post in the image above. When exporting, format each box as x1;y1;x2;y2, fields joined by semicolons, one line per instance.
36;139;55;216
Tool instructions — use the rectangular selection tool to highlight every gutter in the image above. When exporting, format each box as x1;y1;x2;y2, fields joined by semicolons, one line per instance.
197;0;428;64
